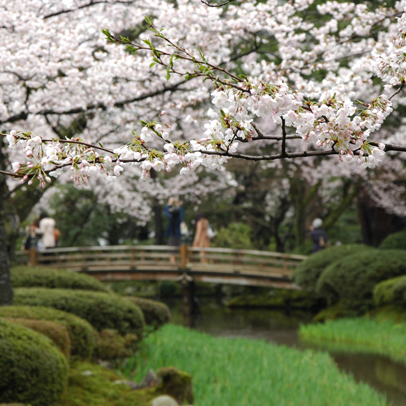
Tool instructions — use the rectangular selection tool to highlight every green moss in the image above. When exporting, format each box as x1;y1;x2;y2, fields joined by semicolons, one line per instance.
292;244;372;292
312;301;361;322
3;318;71;359
94;330;138;361
56;362;191;406
368;305;406;324
226;289;323;310
126;297;171;330
11;266;110;293
379;231;406;250
317;250;406;306
0;319;68;406
0;306;95;360
152;368;193;404
374;275;406;306
14;288;145;338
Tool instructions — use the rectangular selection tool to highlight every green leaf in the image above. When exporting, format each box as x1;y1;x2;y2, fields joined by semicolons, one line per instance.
149;62;157;68
99;142;104;148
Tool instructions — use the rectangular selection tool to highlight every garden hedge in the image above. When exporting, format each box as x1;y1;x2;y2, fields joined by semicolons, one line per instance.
94;329;139;360
316;250;406;306
374;275;406;307
379;231;406;250
292;244;372;292
3;318;71;359
0;319;68;406
0;306;95;360
11;266;109;293
127;297;171;330
14;288;145;337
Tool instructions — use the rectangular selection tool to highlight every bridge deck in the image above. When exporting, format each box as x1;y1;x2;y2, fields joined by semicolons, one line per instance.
17;245;306;289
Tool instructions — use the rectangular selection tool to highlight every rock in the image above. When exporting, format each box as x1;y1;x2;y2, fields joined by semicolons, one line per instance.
140;369;159;388
154;367;194;405
151;395;179;406
81;370;93;376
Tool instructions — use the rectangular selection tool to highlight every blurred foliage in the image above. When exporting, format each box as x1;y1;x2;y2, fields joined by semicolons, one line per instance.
211;223;254;250
47;184;148;247
379;231;406;250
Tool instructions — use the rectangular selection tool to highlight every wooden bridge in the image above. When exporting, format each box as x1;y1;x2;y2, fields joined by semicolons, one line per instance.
21;245;305;290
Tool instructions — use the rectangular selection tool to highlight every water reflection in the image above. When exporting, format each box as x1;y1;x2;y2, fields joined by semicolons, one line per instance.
162;296;406;406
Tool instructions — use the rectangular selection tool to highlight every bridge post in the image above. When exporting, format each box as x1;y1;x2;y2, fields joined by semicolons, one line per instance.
29;248;37;267
180;244;188;269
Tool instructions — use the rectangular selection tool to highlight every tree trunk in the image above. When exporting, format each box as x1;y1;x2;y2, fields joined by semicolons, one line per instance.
0;138;13;305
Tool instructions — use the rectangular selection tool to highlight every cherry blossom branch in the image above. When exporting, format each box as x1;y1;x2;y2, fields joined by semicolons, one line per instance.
200;0;237;7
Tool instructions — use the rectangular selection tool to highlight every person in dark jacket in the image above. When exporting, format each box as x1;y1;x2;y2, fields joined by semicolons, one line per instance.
310;218;329;253
164;198;184;263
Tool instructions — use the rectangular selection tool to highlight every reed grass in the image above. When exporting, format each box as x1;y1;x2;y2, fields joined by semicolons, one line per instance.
300;318;406;366
123;324;389;406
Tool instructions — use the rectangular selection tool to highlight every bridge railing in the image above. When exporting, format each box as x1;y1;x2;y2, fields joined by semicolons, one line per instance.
16;245;306;279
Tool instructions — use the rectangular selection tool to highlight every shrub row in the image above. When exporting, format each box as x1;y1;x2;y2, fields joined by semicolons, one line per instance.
374;275;406;307
0;319;68;406
379;231;406;250
11;266;109;293
292;244;372;292
317;250;406;305
293;246;406;307
14;288;145;338
126;297;171;330
0;306;95;360
3;318;71;359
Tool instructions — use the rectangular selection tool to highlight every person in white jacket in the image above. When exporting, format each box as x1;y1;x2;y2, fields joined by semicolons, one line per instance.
38;212;56;251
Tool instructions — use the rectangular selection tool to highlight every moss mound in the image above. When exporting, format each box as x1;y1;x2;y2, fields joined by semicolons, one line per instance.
126;297;171;330
292;244;372;292
153;367;193;405
379;231;406;250
3;318;71;359
0;319;68;406
94;329;138;361
227;289;323;310
0;306;95;360
317;250;406;307
313;301;361;322
374;275;406;307
11;266;109;293
14;288;145;337
57;362;191;406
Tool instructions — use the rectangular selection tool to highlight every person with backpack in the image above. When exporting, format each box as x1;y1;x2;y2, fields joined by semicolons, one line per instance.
164;198;184;264
310;218;329;253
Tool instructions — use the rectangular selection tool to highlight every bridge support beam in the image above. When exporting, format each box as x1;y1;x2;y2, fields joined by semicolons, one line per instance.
180;273;196;327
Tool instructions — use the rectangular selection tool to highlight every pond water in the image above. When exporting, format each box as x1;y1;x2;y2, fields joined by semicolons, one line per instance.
162;296;406;406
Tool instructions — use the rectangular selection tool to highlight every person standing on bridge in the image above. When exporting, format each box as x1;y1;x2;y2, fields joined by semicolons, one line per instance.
310;218;329;253
37;211;57;251
192;212;210;264
165;198;184;264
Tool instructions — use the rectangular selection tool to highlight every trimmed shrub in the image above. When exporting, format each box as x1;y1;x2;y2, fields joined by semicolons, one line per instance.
317;250;406;306
14;288;145;337
11;266;109;293
127;297;171;330
292;244;373;292
0;319;68;406
0;306;95;360
94;329;138;360
379;231;406;250
3;318;71;359
374;275;406;307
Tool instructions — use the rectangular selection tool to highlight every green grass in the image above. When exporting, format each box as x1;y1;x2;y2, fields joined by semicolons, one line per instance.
300;318;406;366
123;324;389;406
